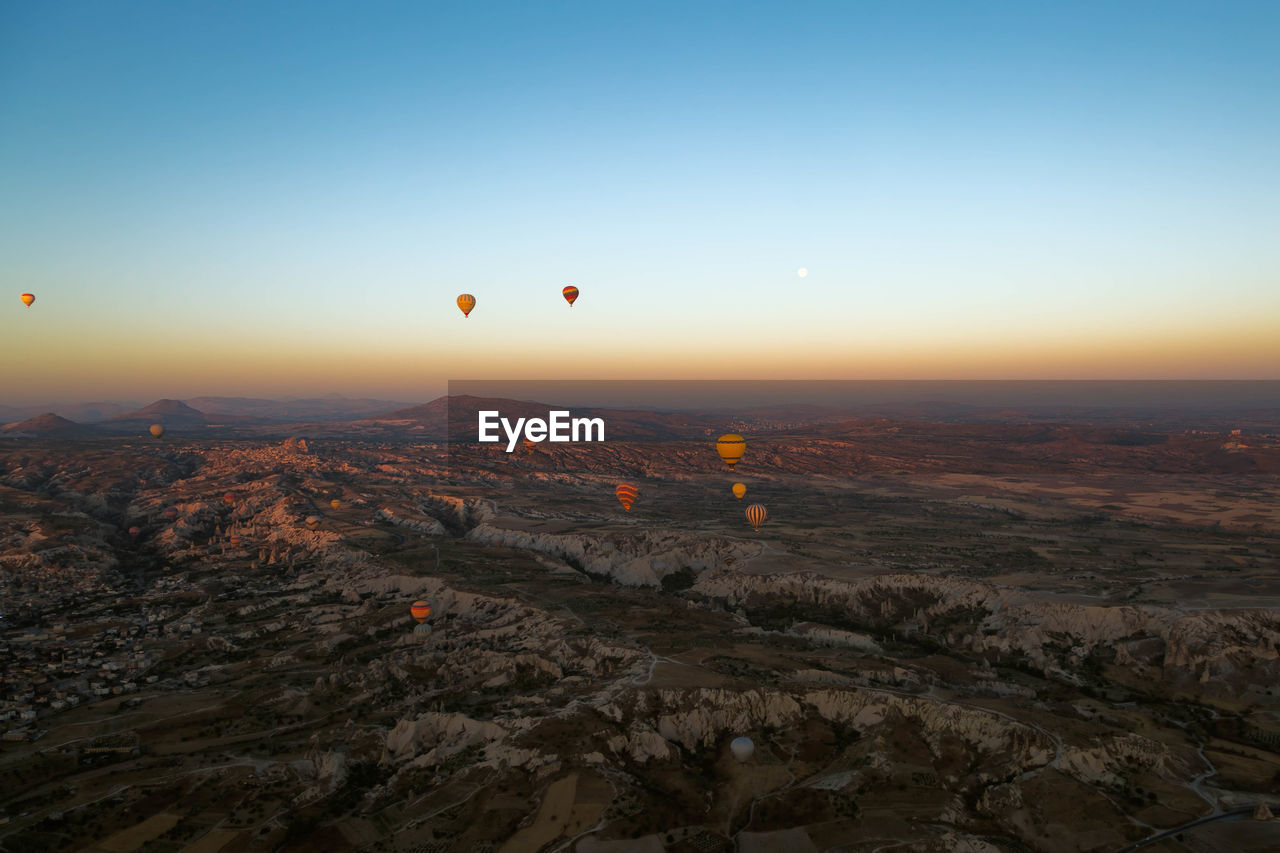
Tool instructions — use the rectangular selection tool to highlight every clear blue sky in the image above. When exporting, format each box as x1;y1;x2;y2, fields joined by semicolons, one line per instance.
2;1;1277;403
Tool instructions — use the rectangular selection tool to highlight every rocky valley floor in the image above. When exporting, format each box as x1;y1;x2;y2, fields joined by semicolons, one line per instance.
1;429;1279;853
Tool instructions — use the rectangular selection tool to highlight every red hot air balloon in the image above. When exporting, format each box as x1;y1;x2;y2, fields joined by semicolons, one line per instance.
223;492;235;505
410;601;432;623
20;293;35;307
615;483;638;512
562;286;579;307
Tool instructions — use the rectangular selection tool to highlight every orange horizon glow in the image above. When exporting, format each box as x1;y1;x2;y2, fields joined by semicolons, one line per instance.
3;316;1277;406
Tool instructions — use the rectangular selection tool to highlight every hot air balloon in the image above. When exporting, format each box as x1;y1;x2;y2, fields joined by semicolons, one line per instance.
716;434;745;469
730;736;755;762
329;499;341;509
457;294;476;317
305;515;322;530
229;535;243;546
410;600;432;623
615;483;638;512
223;492;235;505
149;423;165;438
732;483;746;499
19;293;34;307
128;526;141;540
562;285;579;307
745;503;767;531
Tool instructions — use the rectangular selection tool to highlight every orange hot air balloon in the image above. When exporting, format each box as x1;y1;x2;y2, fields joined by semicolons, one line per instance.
562;285;579;306
745;503;767;531
615;483;638;512
149;423;165;438
457;293;476;317
329;499;341;509
732;483;747;499
20;293;35;307
410;600;432;623
223;492;235;505
716;434;746;469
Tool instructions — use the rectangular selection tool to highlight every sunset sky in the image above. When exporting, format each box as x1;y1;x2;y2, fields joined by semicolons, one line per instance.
2;1;1277;405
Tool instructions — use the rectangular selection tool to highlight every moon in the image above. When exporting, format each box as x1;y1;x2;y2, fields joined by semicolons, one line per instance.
797;267;808;278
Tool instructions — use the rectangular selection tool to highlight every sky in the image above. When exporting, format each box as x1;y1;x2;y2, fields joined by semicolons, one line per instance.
2;1;1278;405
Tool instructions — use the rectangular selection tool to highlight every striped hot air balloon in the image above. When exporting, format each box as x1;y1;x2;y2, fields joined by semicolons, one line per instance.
732;483;746;499
615;483;638;512
457;293;476;317
716;434;746;469
410;600;432;623
745;503;767;531
562;285;579;306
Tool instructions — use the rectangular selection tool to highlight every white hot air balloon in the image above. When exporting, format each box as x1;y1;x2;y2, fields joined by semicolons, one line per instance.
730;736;755;763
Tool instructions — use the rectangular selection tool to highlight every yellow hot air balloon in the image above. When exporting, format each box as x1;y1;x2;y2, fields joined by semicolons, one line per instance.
615;483;638;512
20;293;35;307
329;499;341;509
716;434;745;469
745;503;767;531
732;483;746;499
149;423;165;438
410;600;432;623
457;293;476;317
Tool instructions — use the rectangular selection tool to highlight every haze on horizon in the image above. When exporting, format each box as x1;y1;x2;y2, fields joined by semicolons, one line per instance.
2;0;1278;406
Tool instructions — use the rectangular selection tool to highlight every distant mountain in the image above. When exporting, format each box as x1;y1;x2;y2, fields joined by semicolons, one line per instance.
2;413;96;437
185;395;418;422
110;399;209;426
0;401;138;423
